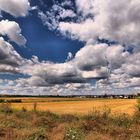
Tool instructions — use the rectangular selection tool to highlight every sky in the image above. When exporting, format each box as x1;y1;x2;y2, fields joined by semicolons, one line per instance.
0;0;140;95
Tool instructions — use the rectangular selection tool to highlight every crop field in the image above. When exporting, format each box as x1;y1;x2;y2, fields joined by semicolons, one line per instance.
0;97;139;140
0;97;137;115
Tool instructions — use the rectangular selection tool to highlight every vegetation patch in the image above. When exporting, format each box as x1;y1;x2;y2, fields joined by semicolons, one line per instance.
0;99;139;140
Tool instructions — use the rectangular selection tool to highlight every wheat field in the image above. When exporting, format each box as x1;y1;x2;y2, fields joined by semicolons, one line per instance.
1;98;137;115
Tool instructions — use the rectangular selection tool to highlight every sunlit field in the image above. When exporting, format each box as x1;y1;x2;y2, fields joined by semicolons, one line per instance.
1;97;137;115
0;98;139;140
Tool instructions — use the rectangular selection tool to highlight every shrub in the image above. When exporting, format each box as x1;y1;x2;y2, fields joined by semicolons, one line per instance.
112;113;132;128
21;107;27;112
81;120;101;132
101;106;111;120
84;108;100;121
0;103;13;114
109;127;133;138
28;128;47;140
60;114;79;123
2;118;17;128
33;116;56;129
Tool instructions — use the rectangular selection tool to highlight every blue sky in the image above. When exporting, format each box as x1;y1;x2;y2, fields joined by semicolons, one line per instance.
2;1;84;63
0;0;140;95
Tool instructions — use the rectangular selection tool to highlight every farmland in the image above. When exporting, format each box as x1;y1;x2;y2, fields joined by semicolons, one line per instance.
0;97;137;115
0;97;139;140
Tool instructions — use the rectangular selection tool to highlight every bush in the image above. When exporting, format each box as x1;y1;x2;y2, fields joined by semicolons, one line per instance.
21;107;27;112
0;103;13;114
101;106;111;120
81;120;101;132
60;114;79;123
33;116;56;129
84;108;100;121
112;113;132;128
28;128;47;140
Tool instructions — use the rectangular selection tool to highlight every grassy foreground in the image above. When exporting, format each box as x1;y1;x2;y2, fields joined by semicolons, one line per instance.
0;99;140;140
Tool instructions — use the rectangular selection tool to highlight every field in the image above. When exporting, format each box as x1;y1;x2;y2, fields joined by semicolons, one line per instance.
0;97;139;140
0;97;137;115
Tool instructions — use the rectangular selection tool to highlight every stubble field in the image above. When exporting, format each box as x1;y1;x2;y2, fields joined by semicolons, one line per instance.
1;97;137;115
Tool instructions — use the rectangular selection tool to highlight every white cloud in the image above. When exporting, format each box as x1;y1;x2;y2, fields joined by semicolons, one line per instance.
38;11;59;30
0;0;30;17
0;37;23;66
22;61;85;86
0;0;140;95
60;9;76;19
16;42;139;93
59;19;97;42
74;44;107;71
65;52;73;62
0;20;26;46
0;20;28;74
0;36;32;74
58;0;140;47
123;52;140;77
74;43;129;72
75;0;94;17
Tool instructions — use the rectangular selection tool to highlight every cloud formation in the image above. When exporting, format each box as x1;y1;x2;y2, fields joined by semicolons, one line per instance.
0;0;140;95
22;61;85;86
0;1;28;73
0;20;26;46
0;20;28;74
0;37;23;66
0;0;30;17
58;0;140;47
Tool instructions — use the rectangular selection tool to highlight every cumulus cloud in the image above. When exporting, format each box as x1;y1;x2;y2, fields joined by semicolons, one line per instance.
0;20;26;46
1;0;140;95
0;20;28;74
122;52;140;77
75;0;94;17
74;43;129;79
0;37;22;65
0;0;30;17
22;61;86;86
0;37;30;73
0;6;28;73
58;0;140;47
14;41;138;94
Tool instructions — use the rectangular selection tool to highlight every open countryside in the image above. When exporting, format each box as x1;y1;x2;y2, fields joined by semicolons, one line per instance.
0;97;140;140
0;97;137;115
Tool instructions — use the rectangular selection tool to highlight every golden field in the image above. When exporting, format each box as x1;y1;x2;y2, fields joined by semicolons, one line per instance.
1;97;137;115
0;98;139;140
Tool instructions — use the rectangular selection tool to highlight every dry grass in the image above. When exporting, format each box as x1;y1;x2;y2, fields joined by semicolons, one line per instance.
0;99;139;140
3;98;137;116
